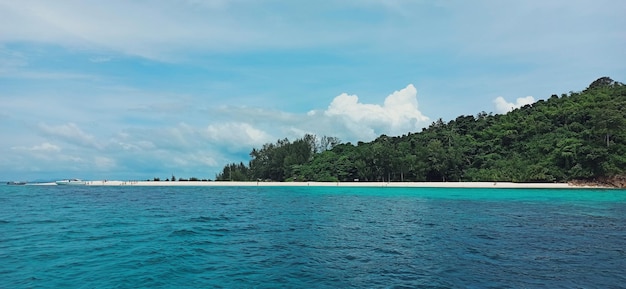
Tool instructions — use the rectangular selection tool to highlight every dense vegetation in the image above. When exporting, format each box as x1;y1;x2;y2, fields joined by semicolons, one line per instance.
216;77;626;183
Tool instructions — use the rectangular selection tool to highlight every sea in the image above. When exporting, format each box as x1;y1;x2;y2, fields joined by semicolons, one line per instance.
1;185;625;289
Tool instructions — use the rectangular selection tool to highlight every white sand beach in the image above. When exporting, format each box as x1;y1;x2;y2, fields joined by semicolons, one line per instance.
77;180;605;189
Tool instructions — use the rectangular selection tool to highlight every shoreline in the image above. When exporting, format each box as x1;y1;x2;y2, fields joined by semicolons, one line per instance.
39;180;614;189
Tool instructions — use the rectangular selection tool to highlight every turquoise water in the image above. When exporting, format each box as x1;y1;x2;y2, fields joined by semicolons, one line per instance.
1;185;625;288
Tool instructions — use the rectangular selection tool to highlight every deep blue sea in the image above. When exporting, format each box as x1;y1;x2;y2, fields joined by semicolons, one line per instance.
1;185;625;289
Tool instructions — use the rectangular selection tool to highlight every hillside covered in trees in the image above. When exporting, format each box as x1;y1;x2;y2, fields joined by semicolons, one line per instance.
216;77;626;185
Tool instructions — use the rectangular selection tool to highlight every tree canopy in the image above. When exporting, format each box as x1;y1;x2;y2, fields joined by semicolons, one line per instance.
217;77;626;183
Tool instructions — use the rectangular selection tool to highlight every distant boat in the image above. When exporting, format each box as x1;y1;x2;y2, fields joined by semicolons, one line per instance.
6;181;27;185
55;179;87;185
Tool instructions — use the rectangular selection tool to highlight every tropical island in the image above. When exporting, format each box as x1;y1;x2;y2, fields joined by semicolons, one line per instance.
215;77;626;188
15;77;623;189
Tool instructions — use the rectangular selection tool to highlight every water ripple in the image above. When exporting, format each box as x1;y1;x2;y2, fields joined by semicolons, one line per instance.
1;186;625;288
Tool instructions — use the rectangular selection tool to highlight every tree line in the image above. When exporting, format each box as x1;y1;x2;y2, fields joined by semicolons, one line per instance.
217;77;626;183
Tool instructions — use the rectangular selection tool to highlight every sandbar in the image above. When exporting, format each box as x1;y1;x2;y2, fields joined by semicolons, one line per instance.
77;180;607;189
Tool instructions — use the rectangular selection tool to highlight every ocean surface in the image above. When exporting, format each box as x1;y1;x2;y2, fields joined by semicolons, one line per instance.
1;185;625;289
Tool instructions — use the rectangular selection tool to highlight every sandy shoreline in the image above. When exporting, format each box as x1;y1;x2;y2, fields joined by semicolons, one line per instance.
45;180;610;189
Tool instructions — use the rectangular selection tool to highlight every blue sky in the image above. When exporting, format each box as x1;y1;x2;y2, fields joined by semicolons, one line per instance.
1;0;624;181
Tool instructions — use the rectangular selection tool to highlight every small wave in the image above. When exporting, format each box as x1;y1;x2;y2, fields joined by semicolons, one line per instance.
190;216;216;222
476;234;496;240
374;248;404;255
202;226;230;233
189;215;231;222
192;247;213;254
191;239;217;246
344;254;359;261
169;229;199;237
389;285;450;289
32;219;60;224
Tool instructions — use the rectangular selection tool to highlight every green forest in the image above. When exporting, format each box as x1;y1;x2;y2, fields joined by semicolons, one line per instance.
216;77;626;184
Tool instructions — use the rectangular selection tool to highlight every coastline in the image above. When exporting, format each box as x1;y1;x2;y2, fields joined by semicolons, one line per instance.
56;180;614;189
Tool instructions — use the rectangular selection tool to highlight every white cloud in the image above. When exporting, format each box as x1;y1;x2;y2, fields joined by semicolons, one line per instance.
195;154;219;167
205;122;273;150
165;151;217;170
0;0;622;77
94;156;116;170
0;1;464;60
324;84;429;139
0;1;360;60
493;96;535;114
12;142;61;152
89;56;112;63
209;85;432;144
0;70;96;80
38;122;102;148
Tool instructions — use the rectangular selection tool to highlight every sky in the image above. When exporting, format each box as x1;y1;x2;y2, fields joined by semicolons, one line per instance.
1;0;624;181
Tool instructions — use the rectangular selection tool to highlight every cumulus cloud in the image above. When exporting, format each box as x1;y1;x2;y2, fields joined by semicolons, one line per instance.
323;84;429;140
205;122;273;150
3;84;430;179
493;96;535;114
38;122;102;148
